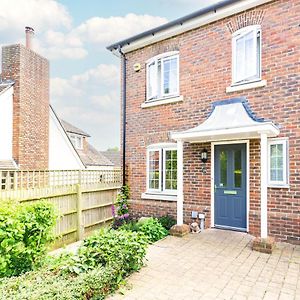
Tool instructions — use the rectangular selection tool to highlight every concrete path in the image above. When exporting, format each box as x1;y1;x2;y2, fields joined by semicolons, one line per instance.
109;229;300;300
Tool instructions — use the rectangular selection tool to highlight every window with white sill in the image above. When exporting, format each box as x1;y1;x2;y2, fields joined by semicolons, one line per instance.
146;52;179;102
69;134;83;150
147;145;177;195
232;25;261;85
268;138;289;187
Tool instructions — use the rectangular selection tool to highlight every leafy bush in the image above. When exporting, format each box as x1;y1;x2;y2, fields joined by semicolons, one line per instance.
111;185;131;229
78;228;148;275
0;263;123;300
114;185;130;218
158;215;176;230
0;200;57;277
119;220;139;232
0;228;149;299
138;218;168;243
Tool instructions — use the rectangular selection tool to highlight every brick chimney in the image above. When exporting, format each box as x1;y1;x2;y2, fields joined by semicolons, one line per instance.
1;27;49;170
25;26;34;49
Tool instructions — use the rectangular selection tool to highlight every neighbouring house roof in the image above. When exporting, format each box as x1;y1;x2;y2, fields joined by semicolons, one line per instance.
170;98;279;142
0;160;18;170
0;80;14;95
60;119;91;137
107;0;272;53
59;118;113;167
77;143;114;167
100;150;121;167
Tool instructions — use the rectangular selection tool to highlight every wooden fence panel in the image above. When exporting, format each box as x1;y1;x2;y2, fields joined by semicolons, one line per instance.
0;169;121;249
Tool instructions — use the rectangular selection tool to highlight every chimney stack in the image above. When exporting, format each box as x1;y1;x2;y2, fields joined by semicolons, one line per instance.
25;26;34;49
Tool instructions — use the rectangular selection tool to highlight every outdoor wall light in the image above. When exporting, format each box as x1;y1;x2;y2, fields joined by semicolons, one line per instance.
201;149;208;174
201;149;208;163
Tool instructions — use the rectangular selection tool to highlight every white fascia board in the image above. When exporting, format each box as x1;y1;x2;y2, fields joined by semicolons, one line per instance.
119;0;273;54
171;123;279;142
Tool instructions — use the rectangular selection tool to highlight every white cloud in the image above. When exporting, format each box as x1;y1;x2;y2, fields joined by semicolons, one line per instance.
0;0;71;36
50;64;120;149
0;0;86;60
73;13;167;45
91;91;119;111
0;2;167;60
51;78;83;99
159;0;218;6
71;64;119;86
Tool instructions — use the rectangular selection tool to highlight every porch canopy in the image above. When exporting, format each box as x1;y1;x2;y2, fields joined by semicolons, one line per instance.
170;98;280;240
170;98;279;143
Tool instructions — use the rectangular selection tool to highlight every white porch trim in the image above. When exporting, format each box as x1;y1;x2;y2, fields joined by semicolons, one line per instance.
260;133;268;239
177;140;184;225
170;98;279;235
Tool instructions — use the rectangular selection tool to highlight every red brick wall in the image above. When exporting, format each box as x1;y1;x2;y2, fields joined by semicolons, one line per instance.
1;44;49;170
123;0;300;243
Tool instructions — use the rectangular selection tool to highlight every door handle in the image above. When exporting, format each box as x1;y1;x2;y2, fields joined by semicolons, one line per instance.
224;190;237;195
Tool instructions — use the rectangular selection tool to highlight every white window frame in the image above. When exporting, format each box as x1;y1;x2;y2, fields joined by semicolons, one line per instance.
146;51;179;102
69;134;83;150
268;138;289;187
162;148;178;195
146;143;177;195
146;148;162;193
232;25;261;85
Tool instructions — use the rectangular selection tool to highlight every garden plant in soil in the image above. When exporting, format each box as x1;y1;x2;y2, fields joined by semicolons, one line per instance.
0;186;175;299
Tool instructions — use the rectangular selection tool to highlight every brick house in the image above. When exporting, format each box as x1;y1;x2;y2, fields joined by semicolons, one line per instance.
0;27;113;171
107;0;299;243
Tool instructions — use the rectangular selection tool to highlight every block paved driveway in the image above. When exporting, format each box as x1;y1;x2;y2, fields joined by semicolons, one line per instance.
109;229;300;300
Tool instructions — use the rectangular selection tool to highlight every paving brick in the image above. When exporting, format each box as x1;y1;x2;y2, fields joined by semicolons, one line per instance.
108;230;300;299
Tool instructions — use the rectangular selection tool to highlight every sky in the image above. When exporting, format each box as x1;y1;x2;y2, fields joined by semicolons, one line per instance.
0;0;218;150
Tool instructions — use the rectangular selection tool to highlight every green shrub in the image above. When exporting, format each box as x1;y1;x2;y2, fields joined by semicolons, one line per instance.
0;263;122;300
138;218;168;243
0;200;57;277
115;185;130;218
0;228;149;299
119;220;139;232
158;215;176;230
78;228;148;275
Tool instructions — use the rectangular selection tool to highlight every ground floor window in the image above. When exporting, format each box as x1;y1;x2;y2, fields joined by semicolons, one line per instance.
147;144;177;194
268;138;288;187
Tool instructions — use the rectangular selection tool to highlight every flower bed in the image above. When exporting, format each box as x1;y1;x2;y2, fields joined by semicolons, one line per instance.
0;186;177;299
0;229;148;299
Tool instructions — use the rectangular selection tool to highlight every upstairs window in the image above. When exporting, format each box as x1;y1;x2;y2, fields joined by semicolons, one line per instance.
146;52;179;101
147;144;177;194
232;25;261;84
70;134;83;150
268;138;288;187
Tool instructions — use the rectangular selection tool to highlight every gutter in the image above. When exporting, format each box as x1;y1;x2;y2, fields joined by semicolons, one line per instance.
107;0;273;54
107;0;240;51
118;46;127;186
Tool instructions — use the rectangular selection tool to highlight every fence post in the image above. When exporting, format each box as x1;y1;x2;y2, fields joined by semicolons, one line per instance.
76;184;84;241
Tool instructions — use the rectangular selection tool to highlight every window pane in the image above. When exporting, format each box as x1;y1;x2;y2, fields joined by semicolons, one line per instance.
236;36;245;82
234;150;242;188
270;144;284;182
163;57;178;95
164;150;177;191
244;31;255;78
148;62;157;99
220;151;227;187
234;28;259;82
149;150;160;189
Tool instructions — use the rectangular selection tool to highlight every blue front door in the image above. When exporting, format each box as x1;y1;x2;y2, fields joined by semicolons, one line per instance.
214;143;247;230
